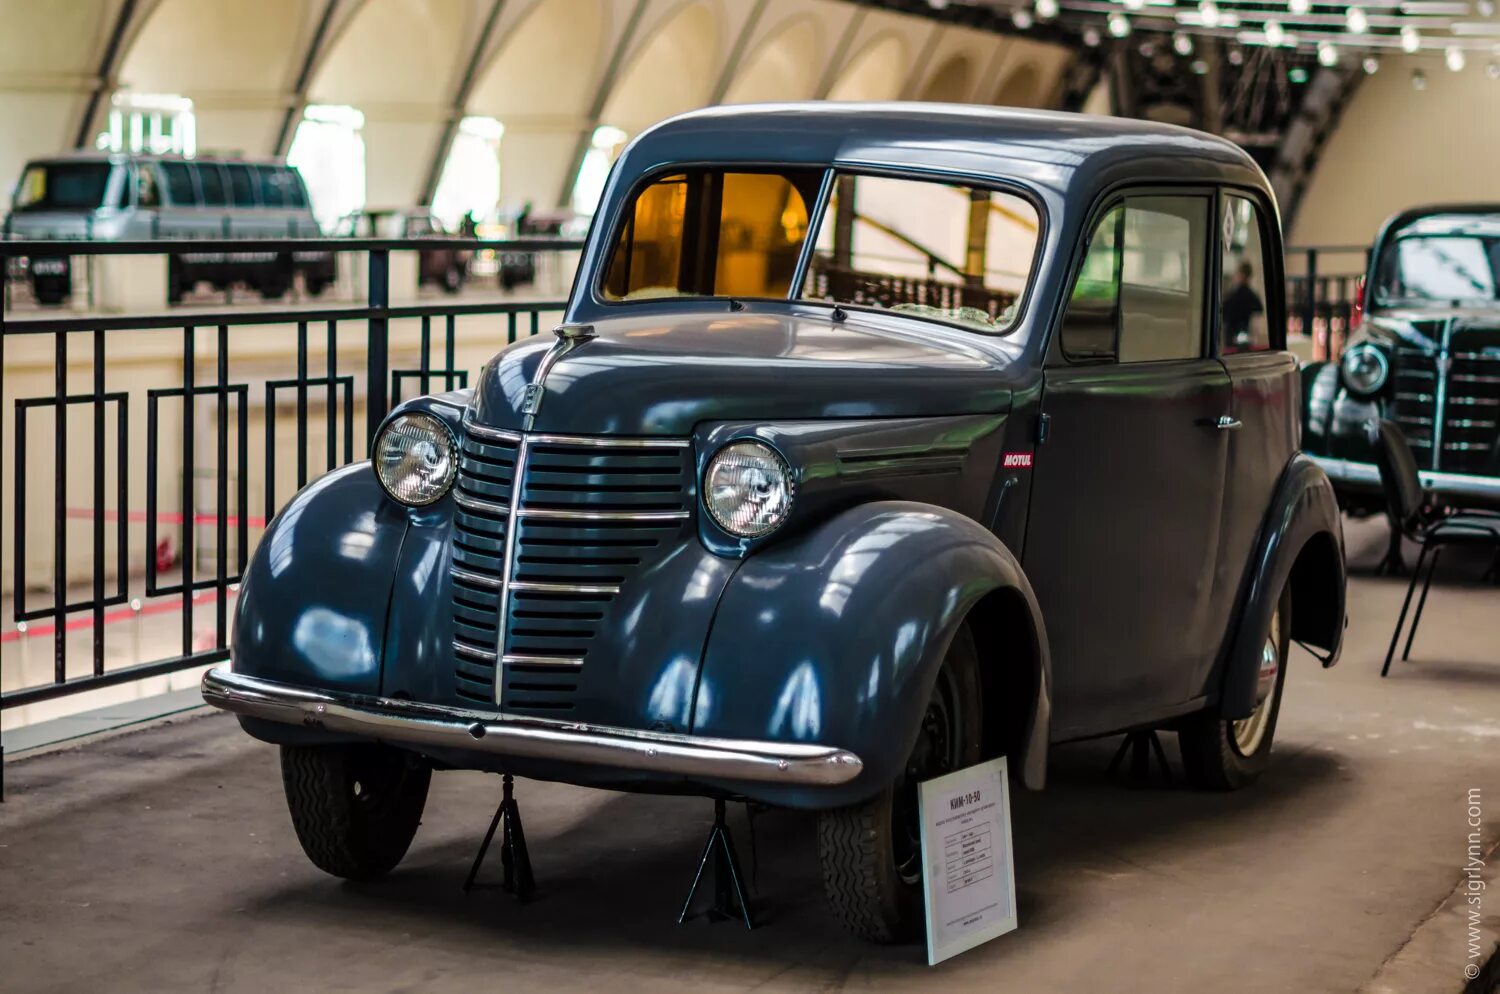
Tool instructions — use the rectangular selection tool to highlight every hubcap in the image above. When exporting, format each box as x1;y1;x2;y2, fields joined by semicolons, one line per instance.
892;667;963;884
1231;606;1282;757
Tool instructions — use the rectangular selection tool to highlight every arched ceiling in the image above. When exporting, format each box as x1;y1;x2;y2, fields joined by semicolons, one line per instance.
119;0;306;97
722;14;820;104
826;34;909;101
467;0;608;123
601;2;721;133
919;54;974;102
994;63;1042;107
308;0;469;109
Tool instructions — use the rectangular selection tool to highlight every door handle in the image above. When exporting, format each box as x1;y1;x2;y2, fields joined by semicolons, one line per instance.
1213;415;1242;431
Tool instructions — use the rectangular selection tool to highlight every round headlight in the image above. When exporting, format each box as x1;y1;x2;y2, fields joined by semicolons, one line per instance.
1340;343;1389;397
704;441;794;539
373;412;458;506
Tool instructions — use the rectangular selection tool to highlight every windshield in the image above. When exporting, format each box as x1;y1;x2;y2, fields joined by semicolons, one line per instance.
1374;232;1500;307
599;167;1043;335
13;162;116;212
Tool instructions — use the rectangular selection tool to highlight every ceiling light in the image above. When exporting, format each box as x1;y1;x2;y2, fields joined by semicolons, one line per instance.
1036;0;1060;20
1490;59;1500;78
1411;67;1428;88
1479;0;1496;15
1264;18;1286;45
1346;6;1368;33
1228;46;1245;64
1446;45;1466;69
1109;11;1133;36
1191;58;1210;73
1200;0;1221;26
1174;31;1195;54
1318;41;1340;65
1082;25;1103;45
1012;7;1034;29
1289;0;1310;14
1363;55;1380;73
1401;25;1421;51
1123;0;1146;10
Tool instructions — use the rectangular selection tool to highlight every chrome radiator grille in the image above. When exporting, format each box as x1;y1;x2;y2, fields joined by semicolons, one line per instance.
448;425;692;712
1391;339;1500;475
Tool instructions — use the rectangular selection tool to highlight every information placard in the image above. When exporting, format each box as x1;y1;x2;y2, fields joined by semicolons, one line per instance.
918;756;1017;965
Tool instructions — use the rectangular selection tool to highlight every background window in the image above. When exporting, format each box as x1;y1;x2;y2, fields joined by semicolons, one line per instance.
1220;195;1271;353
158;161;198;206
1061;196;1208;362
602;169;819;300
799;174;1040;333
225;164;256;207
194;163;227;207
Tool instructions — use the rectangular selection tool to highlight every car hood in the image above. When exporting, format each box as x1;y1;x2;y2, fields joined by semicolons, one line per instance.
469;310;1019;436
1369;309;1500;351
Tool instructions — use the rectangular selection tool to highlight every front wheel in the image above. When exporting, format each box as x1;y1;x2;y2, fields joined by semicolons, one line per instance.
1178;587;1290;790
280;743;431;879
817;625;983;943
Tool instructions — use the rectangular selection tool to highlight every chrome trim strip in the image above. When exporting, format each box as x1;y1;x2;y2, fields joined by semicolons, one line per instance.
509;580;622;595
450;565;502;589
1310;454;1500;499
495;435;531;705
452;490;510;516
202;668;864;787
453;640;497;662
526;433;692;449
516;508;690;522
502;653;584;668
1431;318;1455;471
465;423;522;444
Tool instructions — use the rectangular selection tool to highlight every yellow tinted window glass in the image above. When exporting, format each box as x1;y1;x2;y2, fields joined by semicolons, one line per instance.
602;170;818;301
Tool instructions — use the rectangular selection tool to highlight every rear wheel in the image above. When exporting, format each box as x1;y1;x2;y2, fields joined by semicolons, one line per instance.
817;625;983;942
280;743;430;879
1178;587;1290;790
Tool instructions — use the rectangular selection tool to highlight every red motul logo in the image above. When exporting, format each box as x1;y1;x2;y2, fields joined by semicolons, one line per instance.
1002;452;1033;469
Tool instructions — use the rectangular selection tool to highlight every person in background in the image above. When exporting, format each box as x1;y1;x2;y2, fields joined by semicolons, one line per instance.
1222;260;1264;352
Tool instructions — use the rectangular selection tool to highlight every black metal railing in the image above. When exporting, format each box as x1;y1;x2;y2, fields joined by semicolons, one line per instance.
1285;244;1371;362
0;236;580;792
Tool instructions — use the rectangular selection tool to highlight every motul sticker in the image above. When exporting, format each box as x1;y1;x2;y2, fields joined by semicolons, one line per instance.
1002;452;1033;469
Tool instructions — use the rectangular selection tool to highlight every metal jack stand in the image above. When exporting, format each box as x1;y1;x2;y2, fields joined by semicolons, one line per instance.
1106;729;1173;784
463;774;534;901
677;798;754;929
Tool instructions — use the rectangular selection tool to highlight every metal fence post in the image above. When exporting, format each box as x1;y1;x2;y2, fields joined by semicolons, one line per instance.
1304;247;1318;351
366;248;390;452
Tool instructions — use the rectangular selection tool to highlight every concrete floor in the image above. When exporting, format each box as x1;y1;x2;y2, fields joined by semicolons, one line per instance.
2;516;1497;993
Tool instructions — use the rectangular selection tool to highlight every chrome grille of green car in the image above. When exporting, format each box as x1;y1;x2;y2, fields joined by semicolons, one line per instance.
449;425;693;712
1392;340;1500;475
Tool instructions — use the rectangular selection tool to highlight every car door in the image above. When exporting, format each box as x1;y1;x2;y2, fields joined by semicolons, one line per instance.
1023;192;1233;738
1199;191;1300;698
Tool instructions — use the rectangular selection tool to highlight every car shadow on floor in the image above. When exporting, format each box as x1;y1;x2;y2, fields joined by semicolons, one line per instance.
240;738;1348;968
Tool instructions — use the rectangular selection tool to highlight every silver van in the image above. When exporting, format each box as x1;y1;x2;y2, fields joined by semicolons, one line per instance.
5;153;334;305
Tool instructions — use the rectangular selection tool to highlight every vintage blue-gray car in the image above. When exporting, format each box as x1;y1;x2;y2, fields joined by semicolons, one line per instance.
204;104;1347;942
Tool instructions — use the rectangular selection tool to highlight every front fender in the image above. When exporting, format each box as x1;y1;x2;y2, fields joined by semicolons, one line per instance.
692;501;1051;808
1220;454;1347;718
231;462;410;703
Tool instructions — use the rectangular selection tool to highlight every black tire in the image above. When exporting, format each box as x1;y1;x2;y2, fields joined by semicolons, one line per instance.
817;624;984;943
1178;586;1291;790
280;743;431;880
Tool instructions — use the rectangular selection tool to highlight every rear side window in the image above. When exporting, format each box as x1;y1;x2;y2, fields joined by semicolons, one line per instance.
195;163;227;207
279;167;308;207
1220;194;1272;353
158;161;199;206
1061;196;1208;362
256;165;287;207
225;164;257;207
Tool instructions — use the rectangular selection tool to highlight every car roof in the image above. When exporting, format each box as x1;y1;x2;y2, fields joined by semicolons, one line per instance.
1385;206;1500;239
24;151;293;168
617;102;1271;207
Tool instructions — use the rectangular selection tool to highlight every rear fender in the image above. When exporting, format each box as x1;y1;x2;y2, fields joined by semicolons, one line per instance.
1220;454;1347;718
692;501;1051;808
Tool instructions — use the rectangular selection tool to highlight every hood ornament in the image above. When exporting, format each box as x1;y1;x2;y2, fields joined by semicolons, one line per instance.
521;324;596;428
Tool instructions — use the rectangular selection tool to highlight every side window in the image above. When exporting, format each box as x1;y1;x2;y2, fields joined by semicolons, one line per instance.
134;163;160;208
256;165;286;207
225;165;257;207
195;163;228;207
159;161;199;206
1060;196;1208;362
1220;194;1271;353
278;167;309;207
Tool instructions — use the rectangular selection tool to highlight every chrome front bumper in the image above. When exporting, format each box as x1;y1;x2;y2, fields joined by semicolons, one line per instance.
201;668;863;787
1310;455;1500;502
